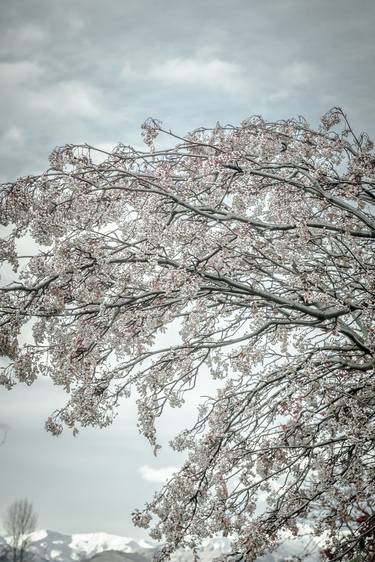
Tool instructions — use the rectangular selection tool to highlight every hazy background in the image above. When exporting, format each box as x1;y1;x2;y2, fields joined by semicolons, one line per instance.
0;0;374;539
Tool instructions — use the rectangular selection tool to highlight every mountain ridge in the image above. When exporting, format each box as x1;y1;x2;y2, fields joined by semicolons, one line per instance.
0;529;319;562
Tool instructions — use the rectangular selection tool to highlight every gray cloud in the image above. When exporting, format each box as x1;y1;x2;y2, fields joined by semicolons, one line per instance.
138;465;179;483
0;0;374;182
147;56;245;91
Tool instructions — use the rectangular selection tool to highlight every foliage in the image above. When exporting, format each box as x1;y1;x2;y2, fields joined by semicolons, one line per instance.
3;499;37;562
0;108;374;561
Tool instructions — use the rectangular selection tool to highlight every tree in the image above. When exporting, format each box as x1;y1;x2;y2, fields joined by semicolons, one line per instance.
0;108;374;561
3;499;37;562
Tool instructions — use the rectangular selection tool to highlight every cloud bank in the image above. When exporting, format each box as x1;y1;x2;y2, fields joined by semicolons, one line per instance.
138;465;178;483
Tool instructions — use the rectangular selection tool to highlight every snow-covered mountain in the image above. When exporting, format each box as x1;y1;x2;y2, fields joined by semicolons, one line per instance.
4;530;156;562
1;529;320;562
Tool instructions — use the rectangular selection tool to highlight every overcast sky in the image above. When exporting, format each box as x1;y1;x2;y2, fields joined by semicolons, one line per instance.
0;0;375;540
